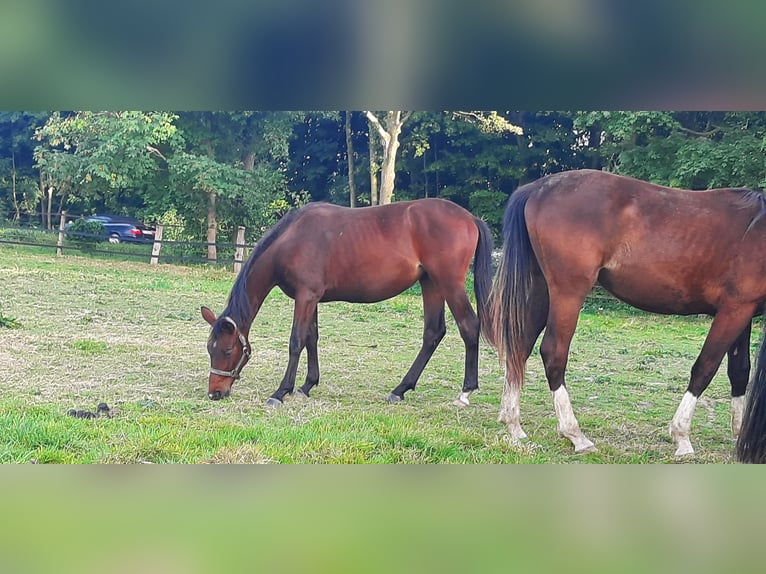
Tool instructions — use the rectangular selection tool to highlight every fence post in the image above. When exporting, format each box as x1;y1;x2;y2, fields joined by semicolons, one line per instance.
56;211;67;257
233;226;246;274
150;224;164;265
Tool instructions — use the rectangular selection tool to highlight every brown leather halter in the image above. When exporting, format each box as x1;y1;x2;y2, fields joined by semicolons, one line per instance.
208;316;251;380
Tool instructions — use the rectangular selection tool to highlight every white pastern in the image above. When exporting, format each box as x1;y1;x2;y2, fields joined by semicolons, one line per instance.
552;386;596;454
453;391;472;407
731;395;745;438
669;391;698;457
498;377;527;441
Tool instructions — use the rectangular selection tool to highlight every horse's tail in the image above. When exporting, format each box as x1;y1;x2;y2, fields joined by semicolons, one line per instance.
472;216;494;339
486;184;538;390
736;327;766;463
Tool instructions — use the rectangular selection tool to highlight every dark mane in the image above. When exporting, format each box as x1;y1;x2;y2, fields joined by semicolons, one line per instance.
214;206;308;332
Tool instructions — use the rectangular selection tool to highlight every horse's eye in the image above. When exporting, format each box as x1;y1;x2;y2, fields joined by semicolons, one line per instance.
224;348;234;357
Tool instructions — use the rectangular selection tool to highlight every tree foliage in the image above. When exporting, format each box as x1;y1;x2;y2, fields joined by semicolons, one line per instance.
0;110;764;241
33;111;179;221
574;111;766;189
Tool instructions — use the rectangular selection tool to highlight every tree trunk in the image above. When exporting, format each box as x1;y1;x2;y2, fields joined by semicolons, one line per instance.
56;188;69;223
11;152;19;221
364;111;411;205
46;186;53;230
589;125;602;170
242;150;256;171
379;119;400;205
38;172;46;227
345;111;357;207
207;190;218;262
205;140;219;262
368;118;379;206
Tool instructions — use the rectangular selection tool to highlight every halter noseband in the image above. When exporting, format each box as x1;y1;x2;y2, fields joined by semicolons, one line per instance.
209;316;251;380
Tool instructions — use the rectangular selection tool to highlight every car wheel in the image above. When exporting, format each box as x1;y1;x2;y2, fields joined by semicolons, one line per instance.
108;233;121;244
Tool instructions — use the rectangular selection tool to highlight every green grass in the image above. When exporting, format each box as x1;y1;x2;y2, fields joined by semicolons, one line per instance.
0;246;757;463
0;310;21;328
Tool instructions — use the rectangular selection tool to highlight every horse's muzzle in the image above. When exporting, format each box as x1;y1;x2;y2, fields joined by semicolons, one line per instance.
208;389;230;400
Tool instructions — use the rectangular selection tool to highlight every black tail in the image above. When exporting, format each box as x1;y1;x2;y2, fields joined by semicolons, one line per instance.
487;184;538;389
736;327;766;463
472;217;494;339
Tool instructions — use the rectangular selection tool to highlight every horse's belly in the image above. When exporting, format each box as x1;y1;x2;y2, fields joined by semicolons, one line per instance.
321;282;416;304
320;265;422;303
597;269;715;315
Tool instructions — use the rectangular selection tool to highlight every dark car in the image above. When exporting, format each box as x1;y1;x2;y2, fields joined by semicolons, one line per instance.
73;214;156;244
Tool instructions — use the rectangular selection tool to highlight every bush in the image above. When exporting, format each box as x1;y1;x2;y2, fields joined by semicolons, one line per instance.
0;226;57;246
66;219;105;244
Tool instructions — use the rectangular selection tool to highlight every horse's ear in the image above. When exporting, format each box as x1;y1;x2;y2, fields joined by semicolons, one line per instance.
200;306;217;325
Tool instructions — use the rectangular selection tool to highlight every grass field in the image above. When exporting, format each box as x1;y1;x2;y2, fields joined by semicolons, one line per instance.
0;246;760;464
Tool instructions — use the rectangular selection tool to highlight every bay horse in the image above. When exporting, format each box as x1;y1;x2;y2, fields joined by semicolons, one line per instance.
487;169;766;458
201;198;494;408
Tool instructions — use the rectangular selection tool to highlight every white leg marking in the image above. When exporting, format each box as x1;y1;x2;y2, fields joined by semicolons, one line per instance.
669;391;698;457
731;395;745;438
453;391;472;407
497;373;527;441
552;386;596;454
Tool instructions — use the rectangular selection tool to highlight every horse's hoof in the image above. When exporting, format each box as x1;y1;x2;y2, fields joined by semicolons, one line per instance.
265;397;283;408
673;445;695;458
296;388;309;398
452;398;470;408
386;393;403;403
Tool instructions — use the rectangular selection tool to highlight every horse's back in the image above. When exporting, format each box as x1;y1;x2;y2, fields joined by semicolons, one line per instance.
272;199;479;303
522;170;766;314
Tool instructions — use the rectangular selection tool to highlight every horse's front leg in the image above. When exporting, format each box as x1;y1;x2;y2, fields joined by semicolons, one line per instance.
298;308;320;397
266;297;319;407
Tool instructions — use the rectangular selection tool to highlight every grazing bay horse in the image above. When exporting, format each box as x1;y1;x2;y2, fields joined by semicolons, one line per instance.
201;198;494;408
487;169;766;458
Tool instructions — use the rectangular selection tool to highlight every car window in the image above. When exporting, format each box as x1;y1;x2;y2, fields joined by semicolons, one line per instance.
85;215;150;227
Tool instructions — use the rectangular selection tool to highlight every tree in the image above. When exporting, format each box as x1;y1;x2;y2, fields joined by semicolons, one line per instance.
33;111;179;227
168;112;303;261
0;112;48;223
168;151;272;261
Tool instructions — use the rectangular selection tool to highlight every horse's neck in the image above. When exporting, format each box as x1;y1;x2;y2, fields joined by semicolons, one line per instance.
238;256;277;335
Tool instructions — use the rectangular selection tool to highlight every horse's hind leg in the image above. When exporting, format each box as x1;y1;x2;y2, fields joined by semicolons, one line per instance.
498;278;548;440
387;279;446;402
443;287;481;407
298;308;320;397
539;289;596;454
727;321;751;438
267;296;319;406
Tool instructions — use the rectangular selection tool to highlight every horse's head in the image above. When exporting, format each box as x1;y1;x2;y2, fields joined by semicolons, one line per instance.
201;306;252;400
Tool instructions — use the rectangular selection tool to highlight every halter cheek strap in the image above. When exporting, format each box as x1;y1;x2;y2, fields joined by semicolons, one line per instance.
209;316;251;380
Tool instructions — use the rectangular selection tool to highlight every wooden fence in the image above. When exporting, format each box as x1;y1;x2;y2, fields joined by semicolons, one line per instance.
145;223;248;272
0;212;254;273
